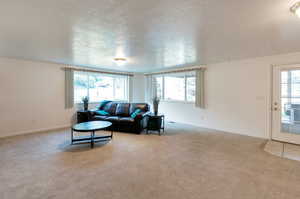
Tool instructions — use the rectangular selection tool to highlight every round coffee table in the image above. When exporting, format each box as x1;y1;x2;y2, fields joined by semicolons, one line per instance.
71;121;112;148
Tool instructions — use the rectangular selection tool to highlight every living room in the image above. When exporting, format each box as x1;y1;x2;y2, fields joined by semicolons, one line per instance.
2;0;300;198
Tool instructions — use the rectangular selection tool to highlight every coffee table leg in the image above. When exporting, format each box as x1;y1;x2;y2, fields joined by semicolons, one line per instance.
111;130;113;139
91;131;95;148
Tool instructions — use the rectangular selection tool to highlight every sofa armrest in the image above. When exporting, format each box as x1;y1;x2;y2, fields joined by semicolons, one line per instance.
142;111;151;117
135;111;151;119
139;111;151;129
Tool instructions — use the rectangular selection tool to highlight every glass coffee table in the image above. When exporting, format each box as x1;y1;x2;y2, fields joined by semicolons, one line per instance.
71;121;113;148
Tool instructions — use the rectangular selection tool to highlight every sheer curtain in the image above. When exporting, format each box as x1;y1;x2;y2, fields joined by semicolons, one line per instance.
195;69;205;108
128;75;133;102
145;75;155;103
65;68;74;109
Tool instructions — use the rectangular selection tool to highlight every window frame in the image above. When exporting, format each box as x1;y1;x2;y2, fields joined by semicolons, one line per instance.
74;71;129;104
153;72;196;103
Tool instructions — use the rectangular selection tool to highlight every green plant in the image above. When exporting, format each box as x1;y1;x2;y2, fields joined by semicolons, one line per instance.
152;96;160;115
82;96;89;104
82;96;89;111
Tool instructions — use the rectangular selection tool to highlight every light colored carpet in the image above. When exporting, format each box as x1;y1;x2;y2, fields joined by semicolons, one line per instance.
1;122;300;199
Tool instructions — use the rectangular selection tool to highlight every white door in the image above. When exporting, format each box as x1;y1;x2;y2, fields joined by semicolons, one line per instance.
272;65;300;144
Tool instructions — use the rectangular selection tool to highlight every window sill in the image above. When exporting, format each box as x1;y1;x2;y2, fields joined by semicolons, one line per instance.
75;102;100;105
160;100;195;104
75;100;129;105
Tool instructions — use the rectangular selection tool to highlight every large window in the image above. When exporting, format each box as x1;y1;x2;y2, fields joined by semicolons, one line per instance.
153;72;196;102
74;71;129;103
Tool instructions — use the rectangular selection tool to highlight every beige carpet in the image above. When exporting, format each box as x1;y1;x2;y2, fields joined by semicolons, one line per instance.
1;122;300;199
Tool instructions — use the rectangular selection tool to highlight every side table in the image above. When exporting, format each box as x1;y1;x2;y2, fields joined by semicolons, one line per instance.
77;110;90;123
146;113;165;135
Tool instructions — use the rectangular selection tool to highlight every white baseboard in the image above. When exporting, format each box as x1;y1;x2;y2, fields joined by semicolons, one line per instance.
0;124;71;138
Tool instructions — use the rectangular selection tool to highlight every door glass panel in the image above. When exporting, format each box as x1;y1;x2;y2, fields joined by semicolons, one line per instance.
281;70;300;134
281;71;288;84
291;71;300;83
281;83;288;97
291;83;300;97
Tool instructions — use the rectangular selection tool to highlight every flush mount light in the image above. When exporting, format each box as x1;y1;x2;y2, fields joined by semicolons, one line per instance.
114;57;127;65
291;1;300;18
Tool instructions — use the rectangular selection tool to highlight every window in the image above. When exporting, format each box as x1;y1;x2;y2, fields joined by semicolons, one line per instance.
164;75;185;101
154;76;163;98
74;72;88;103
186;76;196;101
153;72;196;102
74;71;128;103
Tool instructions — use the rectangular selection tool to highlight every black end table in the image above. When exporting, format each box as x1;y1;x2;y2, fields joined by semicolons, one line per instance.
146;113;165;135
77;110;90;123
71;121;113;148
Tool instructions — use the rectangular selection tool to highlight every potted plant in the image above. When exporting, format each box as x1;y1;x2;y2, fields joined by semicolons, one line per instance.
152;96;160;116
82;96;89;111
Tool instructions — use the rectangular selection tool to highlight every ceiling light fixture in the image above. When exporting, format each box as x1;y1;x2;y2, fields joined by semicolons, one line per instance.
291;1;300;18
114;57;127;65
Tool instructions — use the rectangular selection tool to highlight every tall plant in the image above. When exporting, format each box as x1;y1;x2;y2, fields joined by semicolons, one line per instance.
82;96;89;111
152;96;160;116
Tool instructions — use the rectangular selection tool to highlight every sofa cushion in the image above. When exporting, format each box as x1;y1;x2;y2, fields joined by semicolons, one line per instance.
105;116;120;122
129;103;149;115
94;115;108;120
94;110;109;116
103;102;118;115
119;117;135;123
115;103;130;116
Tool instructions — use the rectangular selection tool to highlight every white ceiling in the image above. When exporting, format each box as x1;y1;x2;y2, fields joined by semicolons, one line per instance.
0;0;300;72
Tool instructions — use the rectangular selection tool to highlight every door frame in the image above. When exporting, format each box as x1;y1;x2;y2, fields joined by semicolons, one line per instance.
270;63;300;144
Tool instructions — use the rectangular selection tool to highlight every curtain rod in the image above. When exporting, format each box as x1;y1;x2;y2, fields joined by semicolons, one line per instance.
144;66;206;76
62;66;134;77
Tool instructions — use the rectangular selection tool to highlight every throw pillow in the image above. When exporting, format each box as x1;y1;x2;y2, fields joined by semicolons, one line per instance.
97;100;111;110
95;110;110;116
131;109;142;119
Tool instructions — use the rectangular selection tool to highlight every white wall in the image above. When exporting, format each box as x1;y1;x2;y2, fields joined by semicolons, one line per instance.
0;58;75;137
159;52;300;139
0;57;142;138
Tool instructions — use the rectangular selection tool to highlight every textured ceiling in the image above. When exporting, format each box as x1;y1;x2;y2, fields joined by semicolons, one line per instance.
0;0;300;72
